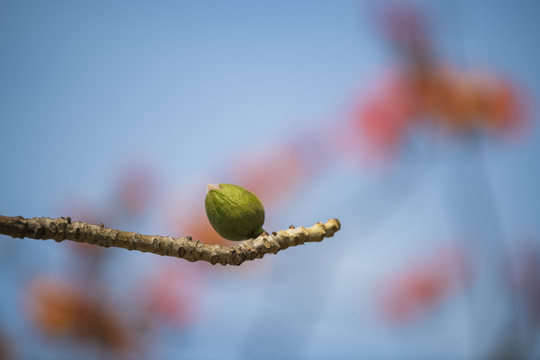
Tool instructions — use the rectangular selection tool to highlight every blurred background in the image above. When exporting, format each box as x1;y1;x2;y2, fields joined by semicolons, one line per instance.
1;0;539;359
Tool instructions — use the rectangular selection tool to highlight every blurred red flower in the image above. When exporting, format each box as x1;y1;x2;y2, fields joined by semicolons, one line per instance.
378;245;471;324
137;263;201;328
351;72;416;159
349;3;528;160
230;146;306;206
114;162;157;217
25;276;133;352
172;207;232;246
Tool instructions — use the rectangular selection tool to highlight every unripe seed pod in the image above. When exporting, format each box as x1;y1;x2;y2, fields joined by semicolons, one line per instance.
205;183;265;241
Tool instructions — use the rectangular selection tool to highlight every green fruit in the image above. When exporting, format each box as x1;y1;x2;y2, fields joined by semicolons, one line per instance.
205;183;265;241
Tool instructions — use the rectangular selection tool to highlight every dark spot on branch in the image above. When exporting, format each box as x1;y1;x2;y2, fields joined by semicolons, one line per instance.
178;246;186;257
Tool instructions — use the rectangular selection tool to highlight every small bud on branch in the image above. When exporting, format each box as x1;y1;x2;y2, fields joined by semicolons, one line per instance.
205;183;266;241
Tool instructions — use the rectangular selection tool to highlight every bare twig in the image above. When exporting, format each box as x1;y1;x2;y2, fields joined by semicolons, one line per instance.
0;216;340;266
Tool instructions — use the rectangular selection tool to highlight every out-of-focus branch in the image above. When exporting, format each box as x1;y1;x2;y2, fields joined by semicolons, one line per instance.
0;216;340;266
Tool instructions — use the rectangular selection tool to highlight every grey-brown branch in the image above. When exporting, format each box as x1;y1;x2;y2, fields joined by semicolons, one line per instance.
0;216;340;266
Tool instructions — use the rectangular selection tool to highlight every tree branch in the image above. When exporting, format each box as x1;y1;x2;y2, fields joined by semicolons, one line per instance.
0;215;340;266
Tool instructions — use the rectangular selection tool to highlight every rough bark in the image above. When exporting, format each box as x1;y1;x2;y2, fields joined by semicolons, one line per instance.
0;216;340;266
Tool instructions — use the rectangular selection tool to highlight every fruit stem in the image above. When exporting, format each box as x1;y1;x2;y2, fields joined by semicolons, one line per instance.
252;227;266;238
